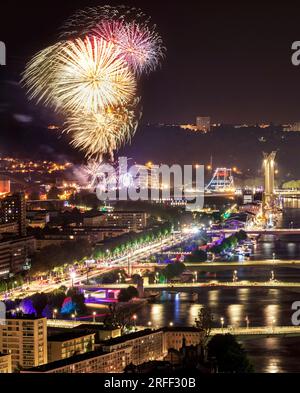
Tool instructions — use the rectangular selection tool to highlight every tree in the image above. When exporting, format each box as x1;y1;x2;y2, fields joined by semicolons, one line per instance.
47;288;66;310
103;304;134;333
195;306;214;361
118;286;138;302
67;287;86;314
207;334;253;373
30;293;48;316
187;249;207;263
163;262;185;280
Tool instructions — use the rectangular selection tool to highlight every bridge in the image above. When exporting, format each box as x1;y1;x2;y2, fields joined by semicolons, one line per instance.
275;189;300;197
184;259;300;267
80;280;300;292
210;325;300;337
207;228;300;235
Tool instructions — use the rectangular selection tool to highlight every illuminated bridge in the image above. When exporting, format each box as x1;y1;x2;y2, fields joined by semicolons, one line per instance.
46;320;300;338
210;326;300;337
80;280;300;292
207;228;300;235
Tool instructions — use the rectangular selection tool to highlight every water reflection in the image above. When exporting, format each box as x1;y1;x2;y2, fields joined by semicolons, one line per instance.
264;304;279;326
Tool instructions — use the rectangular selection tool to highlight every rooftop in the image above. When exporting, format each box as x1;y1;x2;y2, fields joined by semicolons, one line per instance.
47;330;95;343
6;313;45;321
101;328;159;346
23;349;106;373
73;324;118;332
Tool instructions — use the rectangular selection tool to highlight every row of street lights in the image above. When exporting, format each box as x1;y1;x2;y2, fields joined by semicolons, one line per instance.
219;316;276;332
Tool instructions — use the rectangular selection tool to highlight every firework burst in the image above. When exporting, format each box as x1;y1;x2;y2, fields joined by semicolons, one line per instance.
93;20;164;74
23;5;164;160
21;42;64;107
61;5;165;75
53;37;136;113
65;104;139;161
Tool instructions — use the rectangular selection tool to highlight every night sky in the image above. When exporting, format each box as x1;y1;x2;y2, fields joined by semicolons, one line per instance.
2;0;300;125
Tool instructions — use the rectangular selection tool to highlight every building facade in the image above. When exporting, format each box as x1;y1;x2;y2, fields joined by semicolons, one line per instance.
22;347;132;373
0;192;26;236
47;332;95;363
162;327;202;351
0;236;36;277
0;315;47;371
104;211;148;231
0;353;12;373
101;329;165;364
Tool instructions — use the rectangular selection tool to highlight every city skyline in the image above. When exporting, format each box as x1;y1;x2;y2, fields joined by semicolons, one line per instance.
2;0;300;380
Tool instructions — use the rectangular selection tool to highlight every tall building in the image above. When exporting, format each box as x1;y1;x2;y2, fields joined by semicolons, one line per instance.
0;235;36;277
0;314;47;371
0;192;26;236
0;353;12;373
104;211;148;231
196;116;210;132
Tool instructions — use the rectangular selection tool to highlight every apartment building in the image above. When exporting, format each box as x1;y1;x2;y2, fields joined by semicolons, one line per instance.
0;353;12;373
0;315;47;370
47;331;95;363
0;236;36;278
101;329;165;364
104;211;148;231
22;347;132;373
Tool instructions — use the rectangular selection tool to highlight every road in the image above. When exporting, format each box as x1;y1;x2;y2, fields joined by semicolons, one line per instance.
1;231;193;301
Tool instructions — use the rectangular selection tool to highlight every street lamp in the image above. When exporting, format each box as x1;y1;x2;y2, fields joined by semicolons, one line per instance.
270;270;275;281
147;321;152;328
70;271;76;287
272;252;276;264
169;321;174;327
155;272;159;284
220;317;224;333
271;318;276;333
92;311;96;323
53;309;58;320
71;313;76;321
194;271;198;281
133;314;137;330
245;316;249;329
232;270;238;282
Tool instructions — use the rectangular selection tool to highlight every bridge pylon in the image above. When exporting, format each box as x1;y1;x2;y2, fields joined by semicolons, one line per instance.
262;151;278;224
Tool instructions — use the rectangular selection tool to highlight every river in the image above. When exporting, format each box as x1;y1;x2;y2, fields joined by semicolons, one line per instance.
133;200;300;372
